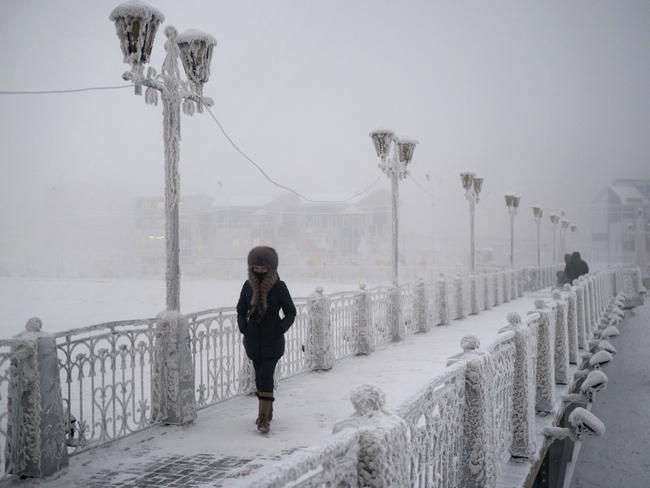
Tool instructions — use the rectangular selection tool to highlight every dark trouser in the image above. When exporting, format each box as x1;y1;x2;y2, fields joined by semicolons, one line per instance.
253;358;279;392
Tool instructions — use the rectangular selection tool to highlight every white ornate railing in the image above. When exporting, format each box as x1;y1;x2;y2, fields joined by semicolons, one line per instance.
55;319;160;454
397;361;467;487
329;292;357;360
244;264;636;487
10;262;632;481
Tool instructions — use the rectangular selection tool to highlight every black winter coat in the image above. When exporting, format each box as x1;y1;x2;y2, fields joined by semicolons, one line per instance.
566;259;589;283
237;280;296;361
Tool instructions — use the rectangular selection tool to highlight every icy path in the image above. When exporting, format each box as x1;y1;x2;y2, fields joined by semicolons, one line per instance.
19;292;546;488
569;302;650;488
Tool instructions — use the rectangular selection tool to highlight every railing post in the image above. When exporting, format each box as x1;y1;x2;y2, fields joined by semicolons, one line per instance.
438;275;450;325
574;279;588;350
494;272;502;307
531;301;555;415
484;272;492;311
503;270;511;303
470;274;480;314
500;313;537;460
389;286;404;341
353;284;374;355
414;279;429;333
307;287;334;370
332;385;410;487
510;270;518;299
551;291;569;385
455;274;466;319
447;336;496;488
587;277;597;334
5;318;68;478
563;284;579;364
152;311;197;425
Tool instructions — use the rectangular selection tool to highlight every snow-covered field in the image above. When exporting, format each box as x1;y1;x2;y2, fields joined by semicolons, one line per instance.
0;277;370;337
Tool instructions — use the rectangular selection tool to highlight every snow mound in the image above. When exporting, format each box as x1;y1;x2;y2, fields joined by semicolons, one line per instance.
589;350;613;368
569;407;606;438
580;370;608;394
597;340;617;355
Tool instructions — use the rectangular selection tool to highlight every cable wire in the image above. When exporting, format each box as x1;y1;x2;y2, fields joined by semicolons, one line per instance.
0;85;132;95
203;104;382;204
408;173;434;199
0;81;383;204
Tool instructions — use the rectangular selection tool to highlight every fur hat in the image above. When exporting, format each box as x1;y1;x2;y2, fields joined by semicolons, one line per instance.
247;246;279;271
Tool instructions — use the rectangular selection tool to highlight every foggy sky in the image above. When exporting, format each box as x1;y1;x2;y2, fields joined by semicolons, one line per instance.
2;0;650;268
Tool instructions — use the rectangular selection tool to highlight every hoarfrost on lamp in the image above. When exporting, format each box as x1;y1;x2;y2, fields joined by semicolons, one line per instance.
369;129;395;162
472;176;484;196
396;138;418;165
460;172;475;191
176;29;217;110
109;0;165;94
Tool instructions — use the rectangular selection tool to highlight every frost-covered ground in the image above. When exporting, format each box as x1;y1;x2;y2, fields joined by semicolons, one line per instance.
0;277;369;337
25;292;546;488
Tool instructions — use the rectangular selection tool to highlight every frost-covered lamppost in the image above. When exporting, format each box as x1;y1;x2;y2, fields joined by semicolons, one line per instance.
425;173;435;269
549;213;560;264
369;130;418;285
110;1;216;311
569;223;577;252
560;218;571;259
532;206;543;289
460;172;484;273
505;194;521;268
532;206;543;268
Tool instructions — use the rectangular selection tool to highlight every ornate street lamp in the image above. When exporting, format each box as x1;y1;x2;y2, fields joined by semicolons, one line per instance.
369;129;418;286
425;173;435;270
532;205;544;289
505;194;521;268
532;206;543;268
460;172;484;273
110;0;217;312
549;213;560;264
560;218;571;259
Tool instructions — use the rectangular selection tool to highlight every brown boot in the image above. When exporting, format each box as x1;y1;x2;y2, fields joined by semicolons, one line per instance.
255;392;274;424
257;392;274;434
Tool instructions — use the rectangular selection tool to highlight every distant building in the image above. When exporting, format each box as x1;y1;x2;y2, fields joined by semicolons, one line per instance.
134;189;391;276
591;179;650;265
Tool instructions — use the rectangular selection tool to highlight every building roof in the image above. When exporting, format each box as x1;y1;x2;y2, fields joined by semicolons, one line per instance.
609;184;648;204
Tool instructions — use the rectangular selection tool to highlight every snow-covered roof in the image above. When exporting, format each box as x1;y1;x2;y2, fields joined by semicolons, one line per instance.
109;0;165;23
176;29;217;46
609;184;648;204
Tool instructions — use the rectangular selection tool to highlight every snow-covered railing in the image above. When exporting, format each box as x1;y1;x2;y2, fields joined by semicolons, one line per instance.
397;361;467;487
55;318;160;454
246;265;633;488
0;263;566;479
329;291;357;360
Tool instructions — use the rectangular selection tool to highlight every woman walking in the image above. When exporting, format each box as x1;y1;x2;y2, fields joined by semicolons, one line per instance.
237;246;296;433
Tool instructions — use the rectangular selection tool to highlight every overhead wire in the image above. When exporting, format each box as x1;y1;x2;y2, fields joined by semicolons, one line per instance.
0;82;384;205
0;85;132;95
202;104;382;204
407;173;434;199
